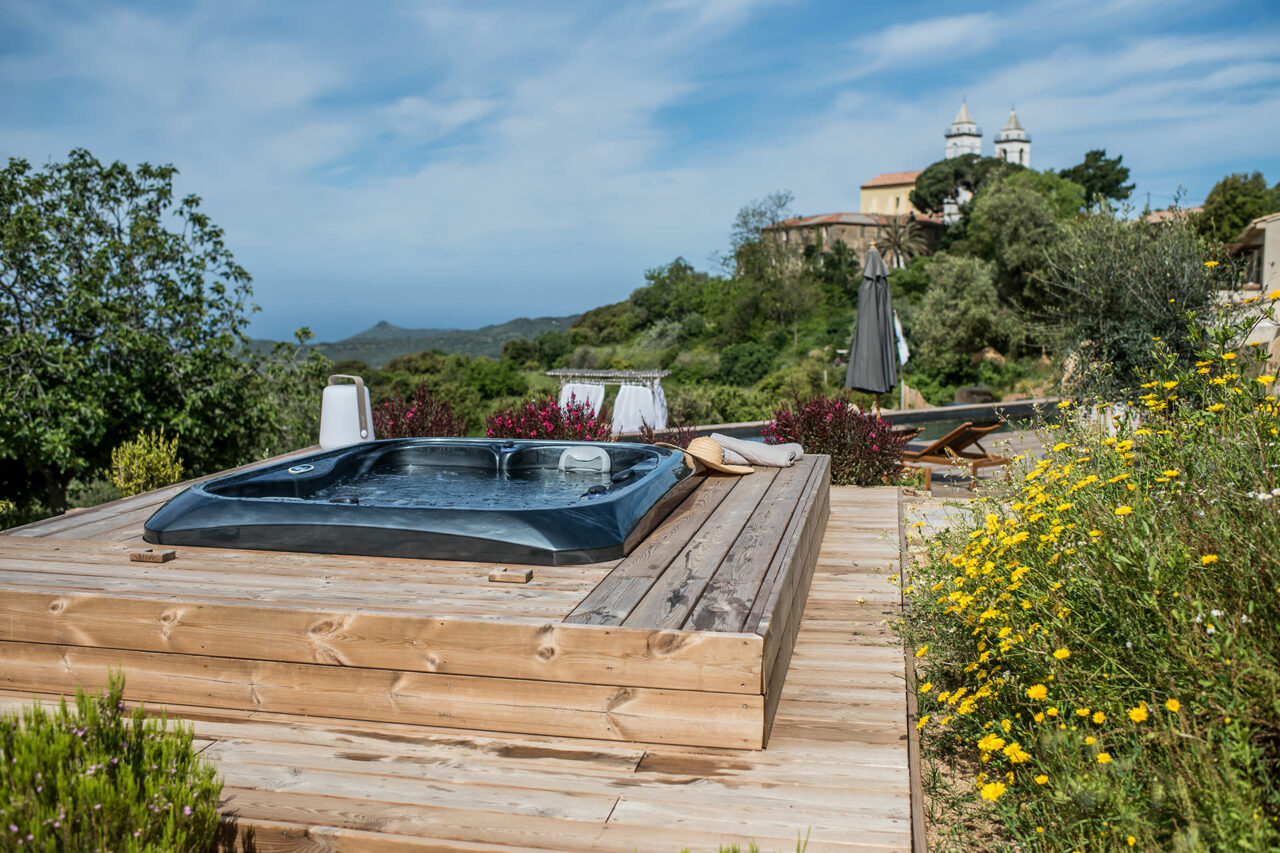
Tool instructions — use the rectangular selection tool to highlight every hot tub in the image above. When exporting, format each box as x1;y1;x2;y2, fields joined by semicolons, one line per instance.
143;439;697;565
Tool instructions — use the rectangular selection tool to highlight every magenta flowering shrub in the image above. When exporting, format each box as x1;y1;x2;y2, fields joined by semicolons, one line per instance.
373;384;470;439
485;394;611;441
764;393;909;486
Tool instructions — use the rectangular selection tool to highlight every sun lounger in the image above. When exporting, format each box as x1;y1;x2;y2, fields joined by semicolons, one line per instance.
902;421;1011;486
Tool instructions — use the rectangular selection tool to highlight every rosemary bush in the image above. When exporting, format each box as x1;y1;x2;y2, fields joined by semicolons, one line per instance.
0;674;221;851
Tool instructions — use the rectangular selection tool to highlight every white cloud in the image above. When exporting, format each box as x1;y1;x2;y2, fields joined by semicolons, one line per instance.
1;0;1276;338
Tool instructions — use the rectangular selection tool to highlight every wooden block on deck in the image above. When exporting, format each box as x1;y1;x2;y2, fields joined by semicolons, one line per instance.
129;548;175;563
488;567;532;584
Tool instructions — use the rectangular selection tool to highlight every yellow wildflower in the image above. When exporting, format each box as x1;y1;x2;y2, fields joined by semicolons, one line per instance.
1115;506;1133;516
1047;707;1059;717
916;715;929;730
1053;648;1071;660
1003;742;1031;763
977;733;1006;752
1085;736;1096;745
1076;708;1091;717
1205;260;1219;267
1128;703;1149;723
1128;837;1136;847
1097;752;1112;764
1035;774;1049;785
1208;403;1226;412
1093;711;1106;724
915;645;928;658
1259;375;1277;384
1201;554;1219;565
1222;353;1237;361
979;781;1006;801
1026;684;1048;700
1166;699;1181;713
920;681;933;693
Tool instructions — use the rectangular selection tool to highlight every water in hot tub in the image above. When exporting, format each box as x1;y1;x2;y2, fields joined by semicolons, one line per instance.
309;461;615;509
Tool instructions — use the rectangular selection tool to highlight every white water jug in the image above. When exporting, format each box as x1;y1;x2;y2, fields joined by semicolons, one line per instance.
319;375;375;450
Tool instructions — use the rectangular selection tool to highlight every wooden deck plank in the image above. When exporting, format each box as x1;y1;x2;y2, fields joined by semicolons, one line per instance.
0;536;615;588
0;588;761;692
684;459;816;632
563;475;737;625
743;456;827;633
0;641;763;748
622;469;778;630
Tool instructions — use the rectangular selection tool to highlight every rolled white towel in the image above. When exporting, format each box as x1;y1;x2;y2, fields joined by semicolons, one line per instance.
710;433;805;468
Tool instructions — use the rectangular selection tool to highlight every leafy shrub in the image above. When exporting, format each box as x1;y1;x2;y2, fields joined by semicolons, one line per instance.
1042;209;1220;400
485;394;610;441
911;253;1025;386
109;430;184;497
763;393;909;486
0;673;221;851
463;358;527;399
666;385;775;426
900;299;1280;851
372;383;470;439
67;477;123;509
719;343;774;386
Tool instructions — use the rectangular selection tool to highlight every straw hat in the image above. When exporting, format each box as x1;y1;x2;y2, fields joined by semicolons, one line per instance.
659;437;753;475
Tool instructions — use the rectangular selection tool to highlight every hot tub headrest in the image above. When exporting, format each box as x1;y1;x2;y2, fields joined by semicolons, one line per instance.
559;446;611;473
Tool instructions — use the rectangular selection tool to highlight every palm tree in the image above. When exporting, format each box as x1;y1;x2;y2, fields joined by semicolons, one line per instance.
874;215;930;269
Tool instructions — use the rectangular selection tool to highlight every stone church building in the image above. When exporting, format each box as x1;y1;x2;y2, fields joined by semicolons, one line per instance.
770;101;1032;254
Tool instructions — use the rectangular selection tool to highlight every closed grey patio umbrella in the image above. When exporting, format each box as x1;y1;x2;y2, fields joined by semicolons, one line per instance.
845;247;897;395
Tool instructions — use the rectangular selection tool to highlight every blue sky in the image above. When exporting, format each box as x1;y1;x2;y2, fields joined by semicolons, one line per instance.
3;0;1278;341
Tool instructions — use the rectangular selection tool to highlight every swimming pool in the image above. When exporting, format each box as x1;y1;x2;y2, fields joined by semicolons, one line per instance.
143;438;697;565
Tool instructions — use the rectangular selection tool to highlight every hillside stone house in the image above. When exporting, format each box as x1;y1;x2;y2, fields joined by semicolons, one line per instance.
764;212;943;260
1232;211;1280;292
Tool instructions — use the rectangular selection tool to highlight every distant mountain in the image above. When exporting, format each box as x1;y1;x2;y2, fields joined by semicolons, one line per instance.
251;314;580;366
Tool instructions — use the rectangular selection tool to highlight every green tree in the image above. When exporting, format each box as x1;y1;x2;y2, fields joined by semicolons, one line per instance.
1198;171;1276;244
910;155;1025;217
731;190;820;348
968;171;1081;309
910;254;1024;385
0;150;318;516
1042;211;1216;399
874;215;930;269
808;238;860;309
1058;149;1133;206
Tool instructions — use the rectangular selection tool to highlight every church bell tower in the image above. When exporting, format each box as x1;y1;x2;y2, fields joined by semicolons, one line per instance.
944;100;982;159
994;108;1031;167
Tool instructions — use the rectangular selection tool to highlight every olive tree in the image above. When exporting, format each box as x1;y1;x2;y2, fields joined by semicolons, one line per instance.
0;150;325;517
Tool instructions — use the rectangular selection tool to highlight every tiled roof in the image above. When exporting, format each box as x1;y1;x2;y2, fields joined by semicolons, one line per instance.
767;212;943;230
1142;206;1202;224
860;170;923;188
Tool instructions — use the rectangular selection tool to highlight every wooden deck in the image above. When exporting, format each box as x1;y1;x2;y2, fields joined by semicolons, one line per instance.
0;484;909;851
0;452;830;750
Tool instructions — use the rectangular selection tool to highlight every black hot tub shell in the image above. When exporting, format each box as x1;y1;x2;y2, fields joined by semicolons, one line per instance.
143;438;698;565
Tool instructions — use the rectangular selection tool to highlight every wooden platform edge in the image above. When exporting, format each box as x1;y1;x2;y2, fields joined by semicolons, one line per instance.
0;640;764;750
899;488;927;853
0;585;762;694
